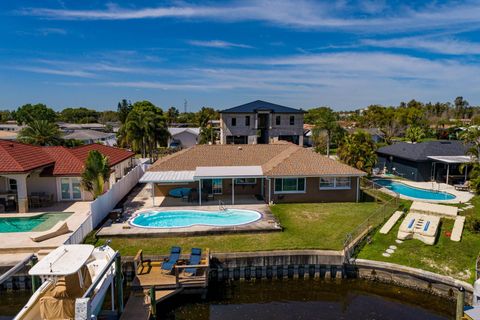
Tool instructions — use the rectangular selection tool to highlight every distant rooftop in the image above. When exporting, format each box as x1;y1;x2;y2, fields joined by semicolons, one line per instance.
220;100;304;114
377;140;469;162
62;129;115;141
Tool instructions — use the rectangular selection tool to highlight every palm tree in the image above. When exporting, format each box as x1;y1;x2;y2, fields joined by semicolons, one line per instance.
405;126;425;143
312;108;338;157
124;105;170;160
460;127;480;194
337;130;377;175
17;120;60;146
81;150;110;199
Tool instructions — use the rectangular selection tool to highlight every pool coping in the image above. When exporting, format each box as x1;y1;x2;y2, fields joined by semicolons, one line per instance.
372;178;474;204
97;204;282;237
128;208;263;229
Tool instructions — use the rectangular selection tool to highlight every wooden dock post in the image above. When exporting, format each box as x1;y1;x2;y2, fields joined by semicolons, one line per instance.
28;256;40;294
115;254;124;315
149;286;156;318
456;286;465;320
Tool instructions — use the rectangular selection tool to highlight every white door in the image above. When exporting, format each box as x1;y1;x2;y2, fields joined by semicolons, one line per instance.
60;178;82;200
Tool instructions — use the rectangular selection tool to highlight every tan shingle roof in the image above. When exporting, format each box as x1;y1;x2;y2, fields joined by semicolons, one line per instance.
150;143;365;177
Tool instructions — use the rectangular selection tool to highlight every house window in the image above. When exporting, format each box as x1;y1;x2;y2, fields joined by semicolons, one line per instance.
320;177;351;190
235;178;256;185
274;178;306;193
289;116;295;125
231;117;237;126
245;116;250;126
8;179;17;191
276;116;281;125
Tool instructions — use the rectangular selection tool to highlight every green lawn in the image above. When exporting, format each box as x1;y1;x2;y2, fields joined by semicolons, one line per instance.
93;202;382;256
357;196;480;282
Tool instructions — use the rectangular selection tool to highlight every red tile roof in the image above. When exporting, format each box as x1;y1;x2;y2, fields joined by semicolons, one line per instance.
0;140;134;175
0;140;54;173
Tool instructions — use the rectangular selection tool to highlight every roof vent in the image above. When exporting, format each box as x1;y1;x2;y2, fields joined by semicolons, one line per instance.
238;146;243;150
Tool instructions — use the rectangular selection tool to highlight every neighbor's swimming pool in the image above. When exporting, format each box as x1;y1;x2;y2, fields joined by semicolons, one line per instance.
0;212;72;233
131;209;261;228
374;179;456;201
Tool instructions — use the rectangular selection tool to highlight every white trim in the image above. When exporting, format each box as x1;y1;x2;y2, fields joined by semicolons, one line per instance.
234;178;257;185
57;177;84;201
319;177;352;190
274;177;306;194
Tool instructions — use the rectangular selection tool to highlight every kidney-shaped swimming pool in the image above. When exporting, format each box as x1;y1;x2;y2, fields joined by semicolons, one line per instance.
131;209;261;228
374;179;456;201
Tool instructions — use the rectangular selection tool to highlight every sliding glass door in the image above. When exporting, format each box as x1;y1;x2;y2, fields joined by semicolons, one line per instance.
60;177;82;200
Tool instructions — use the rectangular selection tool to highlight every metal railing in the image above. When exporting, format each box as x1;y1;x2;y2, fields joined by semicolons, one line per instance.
476;253;480;282
360;177;400;202
0;254;35;285
343;178;401;261
219;200;226;211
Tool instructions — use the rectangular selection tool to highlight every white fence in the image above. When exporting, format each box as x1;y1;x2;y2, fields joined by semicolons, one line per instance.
64;162;146;244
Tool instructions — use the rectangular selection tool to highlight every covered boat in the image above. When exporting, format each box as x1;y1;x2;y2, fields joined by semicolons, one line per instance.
15;244;117;320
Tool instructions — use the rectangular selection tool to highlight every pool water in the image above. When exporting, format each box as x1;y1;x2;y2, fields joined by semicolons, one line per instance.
131;209;261;228
0;212;72;233
375;179;456;201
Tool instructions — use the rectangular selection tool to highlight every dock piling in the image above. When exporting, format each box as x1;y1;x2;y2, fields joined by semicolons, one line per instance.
115;254;124;315
456;286;465;320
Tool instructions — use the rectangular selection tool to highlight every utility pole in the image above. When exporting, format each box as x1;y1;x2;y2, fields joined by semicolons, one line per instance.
184;99;188;114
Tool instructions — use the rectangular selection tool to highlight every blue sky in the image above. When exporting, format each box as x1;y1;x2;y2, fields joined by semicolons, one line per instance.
1;0;480;111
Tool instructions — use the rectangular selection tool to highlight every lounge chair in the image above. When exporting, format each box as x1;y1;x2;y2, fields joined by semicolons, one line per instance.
161;246;181;273
184;248;202;276
454;181;470;191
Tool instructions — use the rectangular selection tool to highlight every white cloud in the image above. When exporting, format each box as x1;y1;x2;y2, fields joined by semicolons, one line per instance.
187;40;253;49
15;66;94;78
38;27;67;36
362;36;480;55
18;1;480;33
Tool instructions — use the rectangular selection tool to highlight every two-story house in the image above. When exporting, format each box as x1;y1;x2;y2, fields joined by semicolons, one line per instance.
220;100;304;145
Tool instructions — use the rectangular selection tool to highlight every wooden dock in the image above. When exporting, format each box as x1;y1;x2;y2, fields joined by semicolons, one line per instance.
122;249;210;319
119;292;150;320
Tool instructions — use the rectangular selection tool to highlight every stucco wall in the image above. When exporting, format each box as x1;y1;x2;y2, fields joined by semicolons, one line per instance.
221;112;304;144
170;131;198;148
266;177;358;203
27;173;57;199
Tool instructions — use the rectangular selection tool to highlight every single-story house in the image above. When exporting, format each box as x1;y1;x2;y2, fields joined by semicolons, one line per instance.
376;140;471;183
0;141;135;212
167;127;200;148
140;142;365;205
62;129;117;146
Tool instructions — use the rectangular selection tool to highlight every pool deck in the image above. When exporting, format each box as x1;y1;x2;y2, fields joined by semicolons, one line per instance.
376;179;474;204
97;184;281;237
0;201;91;255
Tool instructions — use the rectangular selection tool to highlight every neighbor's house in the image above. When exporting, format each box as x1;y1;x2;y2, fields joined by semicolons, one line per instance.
62;129;117;146
377;140;471;183
220;100;305;145
141;142;365;205
0;141;135;213
167;127;200;148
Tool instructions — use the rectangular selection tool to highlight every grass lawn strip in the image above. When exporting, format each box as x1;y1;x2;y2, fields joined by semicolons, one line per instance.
93;202;382;256
357;196;480;282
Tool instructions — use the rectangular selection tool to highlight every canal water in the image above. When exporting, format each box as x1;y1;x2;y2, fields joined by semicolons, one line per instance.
157;279;455;320
0;278;456;319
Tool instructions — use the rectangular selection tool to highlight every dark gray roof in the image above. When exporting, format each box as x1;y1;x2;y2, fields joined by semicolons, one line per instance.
220;100;304;114
377;140;469;162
